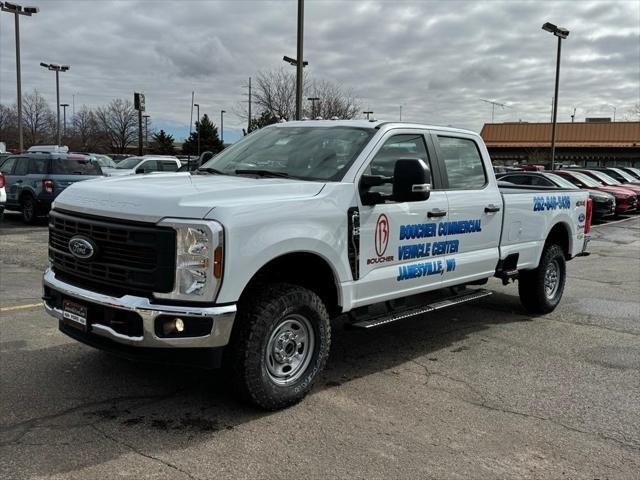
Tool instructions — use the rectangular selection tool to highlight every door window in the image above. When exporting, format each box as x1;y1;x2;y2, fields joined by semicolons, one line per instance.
0;157;17;174
530;176;554;187
160;160;179;172
502;174;531;185
28;158;48;174
364;134;430;196
138;160;158;173
438;136;486;190
13;157;30;176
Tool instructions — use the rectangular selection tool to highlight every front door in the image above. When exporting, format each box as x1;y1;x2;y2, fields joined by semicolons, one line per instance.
353;130;451;308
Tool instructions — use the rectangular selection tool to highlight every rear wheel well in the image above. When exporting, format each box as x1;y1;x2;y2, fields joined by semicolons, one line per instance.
546;222;570;259
239;253;340;316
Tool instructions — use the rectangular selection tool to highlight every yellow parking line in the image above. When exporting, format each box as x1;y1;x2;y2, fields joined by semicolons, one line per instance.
0;302;43;312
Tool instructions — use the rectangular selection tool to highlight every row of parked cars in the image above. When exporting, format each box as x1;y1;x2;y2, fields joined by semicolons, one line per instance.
0;146;182;223
496;166;640;221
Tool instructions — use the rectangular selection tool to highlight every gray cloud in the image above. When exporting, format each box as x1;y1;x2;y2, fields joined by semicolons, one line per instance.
0;0;638;140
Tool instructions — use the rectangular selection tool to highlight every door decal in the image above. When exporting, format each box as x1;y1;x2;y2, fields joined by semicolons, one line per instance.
374;214;390;257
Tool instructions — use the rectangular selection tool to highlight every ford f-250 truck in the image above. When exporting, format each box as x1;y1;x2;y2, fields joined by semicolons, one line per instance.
43;120;591;409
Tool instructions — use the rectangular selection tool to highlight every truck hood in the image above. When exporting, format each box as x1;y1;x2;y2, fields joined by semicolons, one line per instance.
53;172;326;222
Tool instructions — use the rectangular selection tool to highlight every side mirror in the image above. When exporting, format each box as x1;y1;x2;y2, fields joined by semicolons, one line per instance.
393;159;431;202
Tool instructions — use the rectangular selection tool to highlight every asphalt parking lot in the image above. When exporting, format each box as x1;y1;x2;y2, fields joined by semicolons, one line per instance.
1;212;639;479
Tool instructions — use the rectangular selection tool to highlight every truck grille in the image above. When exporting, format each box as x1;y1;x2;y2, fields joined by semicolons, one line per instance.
49;210;176;295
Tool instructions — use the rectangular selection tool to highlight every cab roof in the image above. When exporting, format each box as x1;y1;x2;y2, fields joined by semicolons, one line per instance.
272;119;478;137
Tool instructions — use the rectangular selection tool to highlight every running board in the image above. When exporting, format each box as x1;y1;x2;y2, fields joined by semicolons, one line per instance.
350;289;492;329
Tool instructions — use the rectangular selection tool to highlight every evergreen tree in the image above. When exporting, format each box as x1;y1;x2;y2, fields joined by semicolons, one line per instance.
151;129;176;155
182;114;223;155
244;110;279;135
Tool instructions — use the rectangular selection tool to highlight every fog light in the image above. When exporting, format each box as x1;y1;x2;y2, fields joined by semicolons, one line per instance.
162;317;185;335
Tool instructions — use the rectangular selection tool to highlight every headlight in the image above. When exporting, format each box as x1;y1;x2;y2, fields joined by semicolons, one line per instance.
155;219;224;302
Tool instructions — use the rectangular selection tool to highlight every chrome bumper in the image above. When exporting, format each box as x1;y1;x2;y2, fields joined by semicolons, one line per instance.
43;268;236;348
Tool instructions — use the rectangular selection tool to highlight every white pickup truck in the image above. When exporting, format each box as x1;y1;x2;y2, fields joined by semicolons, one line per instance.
43;120;591;409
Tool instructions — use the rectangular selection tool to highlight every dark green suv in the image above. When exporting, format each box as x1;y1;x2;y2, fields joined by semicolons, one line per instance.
0;153;103;223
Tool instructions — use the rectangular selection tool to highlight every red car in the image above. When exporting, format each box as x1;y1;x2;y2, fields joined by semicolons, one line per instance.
576;169;640;196
554;170;638;214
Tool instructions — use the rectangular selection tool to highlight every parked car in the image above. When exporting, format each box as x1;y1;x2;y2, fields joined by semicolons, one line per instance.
554;170;637;215
71;153;117;170
620;166;640;180
576;169;640;198
43;120;591;409
0;171;6;221
1;152;103;223
496;171;615;220
587;167;640;185
105;155;181;176
493;165;523;174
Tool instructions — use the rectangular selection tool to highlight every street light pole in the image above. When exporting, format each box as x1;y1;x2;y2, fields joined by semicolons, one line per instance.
60;103;69;137
40;62;70;146
220;110;226;144
193;103;200;156
542;22;569;171
1;2;39;152
296;0;304;121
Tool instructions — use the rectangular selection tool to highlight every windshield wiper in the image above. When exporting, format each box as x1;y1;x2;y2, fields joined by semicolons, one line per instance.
197;167;226;175
235;169;299;179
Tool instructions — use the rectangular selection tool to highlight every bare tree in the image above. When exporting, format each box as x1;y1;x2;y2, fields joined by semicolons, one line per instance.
70;106;101;151
22;90;55;147
247;68;360;123
95;99;138;153
307;79;360;120
0;104;18;149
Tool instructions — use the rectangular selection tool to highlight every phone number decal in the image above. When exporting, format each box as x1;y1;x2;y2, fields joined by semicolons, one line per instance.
533;195;571;212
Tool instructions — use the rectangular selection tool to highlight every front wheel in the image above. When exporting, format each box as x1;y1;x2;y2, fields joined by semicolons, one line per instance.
227;283;331;410
518;244;566;314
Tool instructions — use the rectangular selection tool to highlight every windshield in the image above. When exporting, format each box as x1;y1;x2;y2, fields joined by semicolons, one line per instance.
611;168;637;182
587;170;620;185
51;158;102;175
546;173;578;189
116;156;143;169
568;171;601;187
96;155;117;168
200;126;375;181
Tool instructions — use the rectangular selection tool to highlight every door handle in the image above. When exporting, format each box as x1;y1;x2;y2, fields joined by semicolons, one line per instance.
484;204;501;213
427;209;447;218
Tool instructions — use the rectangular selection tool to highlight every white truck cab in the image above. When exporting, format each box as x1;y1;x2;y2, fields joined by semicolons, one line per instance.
43;120;591;409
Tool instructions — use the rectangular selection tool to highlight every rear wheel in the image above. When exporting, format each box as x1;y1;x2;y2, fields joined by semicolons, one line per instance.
21;194;38;224
227;283;331;410
518;244;566;314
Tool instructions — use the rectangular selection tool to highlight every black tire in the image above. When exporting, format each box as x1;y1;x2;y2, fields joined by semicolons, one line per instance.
518;244;566;314
227;282;331;410
21;194;38;224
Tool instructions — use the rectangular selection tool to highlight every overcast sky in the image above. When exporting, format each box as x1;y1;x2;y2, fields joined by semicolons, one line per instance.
1;0;638;142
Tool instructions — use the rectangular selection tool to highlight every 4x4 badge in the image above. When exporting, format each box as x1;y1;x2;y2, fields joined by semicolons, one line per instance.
68;236;97;260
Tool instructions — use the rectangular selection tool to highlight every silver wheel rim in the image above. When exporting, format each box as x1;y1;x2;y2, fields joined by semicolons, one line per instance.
265;313;315;386
544;259;560;299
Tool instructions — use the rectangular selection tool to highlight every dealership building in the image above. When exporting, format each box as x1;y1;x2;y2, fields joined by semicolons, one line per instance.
480;121;640;167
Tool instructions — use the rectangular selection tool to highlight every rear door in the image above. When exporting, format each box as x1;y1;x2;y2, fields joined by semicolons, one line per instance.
434;133;503;287
6;156;30;205
353;129;450;307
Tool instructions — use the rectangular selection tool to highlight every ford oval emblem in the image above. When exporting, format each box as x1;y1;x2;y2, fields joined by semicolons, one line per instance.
578;213;586;223
68;236;96;260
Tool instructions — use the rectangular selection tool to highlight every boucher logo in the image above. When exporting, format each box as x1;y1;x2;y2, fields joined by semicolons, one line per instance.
374;214;390;257
68;236;97;261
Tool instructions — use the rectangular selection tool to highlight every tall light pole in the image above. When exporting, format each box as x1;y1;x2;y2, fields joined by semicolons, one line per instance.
220;110;226;144
1;2;39;152
40;62;70;146
193;103;200;155
307;97;319;118
283;55;308;121
609;105;616;122
399;105;402;121
363;111;373;120
143;114;150;150
60;103;69;137
542;22;570;171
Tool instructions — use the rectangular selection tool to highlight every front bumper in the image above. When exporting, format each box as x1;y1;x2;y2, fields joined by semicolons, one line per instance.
43;268;236;350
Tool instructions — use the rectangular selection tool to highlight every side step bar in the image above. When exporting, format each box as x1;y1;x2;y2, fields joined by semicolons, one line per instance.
350;288;492;329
